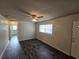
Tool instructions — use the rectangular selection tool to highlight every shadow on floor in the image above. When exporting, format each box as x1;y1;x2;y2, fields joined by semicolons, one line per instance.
2;36;75;59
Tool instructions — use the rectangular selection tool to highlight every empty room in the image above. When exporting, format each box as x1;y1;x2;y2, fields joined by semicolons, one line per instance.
0;0;79;59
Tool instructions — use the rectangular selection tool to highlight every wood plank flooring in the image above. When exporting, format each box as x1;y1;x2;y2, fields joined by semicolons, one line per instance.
2;36;75;59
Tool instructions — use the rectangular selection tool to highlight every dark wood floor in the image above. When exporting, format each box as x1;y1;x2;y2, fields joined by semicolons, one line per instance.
2;36;75;59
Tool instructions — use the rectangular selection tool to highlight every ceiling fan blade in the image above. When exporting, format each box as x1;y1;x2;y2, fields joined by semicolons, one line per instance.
15;7;43;21
37;16;43;18
16;8;32;16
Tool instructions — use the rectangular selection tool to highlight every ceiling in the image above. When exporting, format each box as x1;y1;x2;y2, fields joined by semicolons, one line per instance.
0;0;79;22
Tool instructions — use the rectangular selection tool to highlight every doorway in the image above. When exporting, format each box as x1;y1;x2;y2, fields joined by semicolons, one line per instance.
10;25;17;37
9;21;18;40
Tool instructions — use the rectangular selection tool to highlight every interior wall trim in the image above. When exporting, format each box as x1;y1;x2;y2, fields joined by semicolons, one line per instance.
36;38;75;59
39;11;79;22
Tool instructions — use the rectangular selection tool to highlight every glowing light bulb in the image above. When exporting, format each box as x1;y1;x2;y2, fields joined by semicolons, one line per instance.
77;25;79;28
32;19;37;22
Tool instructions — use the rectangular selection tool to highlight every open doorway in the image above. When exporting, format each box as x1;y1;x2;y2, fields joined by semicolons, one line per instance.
10;25;17;37
9;21;18;40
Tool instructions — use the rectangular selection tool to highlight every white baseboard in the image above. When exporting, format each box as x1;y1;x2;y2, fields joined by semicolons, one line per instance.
38;38;71;56
0;40;9;59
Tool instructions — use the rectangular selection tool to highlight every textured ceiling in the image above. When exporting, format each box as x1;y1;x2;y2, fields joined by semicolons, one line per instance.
0;0;79;21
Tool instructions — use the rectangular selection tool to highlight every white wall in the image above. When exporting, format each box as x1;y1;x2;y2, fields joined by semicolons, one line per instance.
36;13;79;55
0;15;9;59
18;21;35;41
71;21;79;59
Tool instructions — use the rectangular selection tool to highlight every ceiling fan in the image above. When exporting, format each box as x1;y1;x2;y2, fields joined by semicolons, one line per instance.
16;8;43;22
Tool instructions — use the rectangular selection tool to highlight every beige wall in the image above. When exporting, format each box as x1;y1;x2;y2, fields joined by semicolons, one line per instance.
0;15;9;58
18;21;35;41
36;13;79;55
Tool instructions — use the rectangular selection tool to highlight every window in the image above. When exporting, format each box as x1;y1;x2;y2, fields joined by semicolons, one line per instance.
12;25;17;30
39;25;45;32
39;24;52;34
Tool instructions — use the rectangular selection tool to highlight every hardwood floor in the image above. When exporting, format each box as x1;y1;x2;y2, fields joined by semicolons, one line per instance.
2;36;26;59
2;36;75;59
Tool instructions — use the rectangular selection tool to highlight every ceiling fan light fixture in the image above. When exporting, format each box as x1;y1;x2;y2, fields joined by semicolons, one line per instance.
32;19;37;22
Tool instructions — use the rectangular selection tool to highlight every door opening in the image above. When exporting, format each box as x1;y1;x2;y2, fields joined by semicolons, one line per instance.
9;21;18;40
10;25;17;37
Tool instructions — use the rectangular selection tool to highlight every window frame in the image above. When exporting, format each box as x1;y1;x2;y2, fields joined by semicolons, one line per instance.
39;24;53;34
